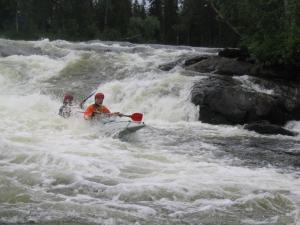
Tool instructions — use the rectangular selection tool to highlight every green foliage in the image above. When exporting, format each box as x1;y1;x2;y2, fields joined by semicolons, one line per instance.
144;16;160;41
178;0;239;46
211;0;300;67
127;16;160;42
100;28;121;41
2;0;298;69
0;0;16;30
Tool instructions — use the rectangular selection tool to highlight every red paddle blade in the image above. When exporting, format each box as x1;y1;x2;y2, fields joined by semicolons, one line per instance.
131;113;143;122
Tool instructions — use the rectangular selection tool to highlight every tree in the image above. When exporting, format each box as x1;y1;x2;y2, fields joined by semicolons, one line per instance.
127;15;159;42
109;0;131;34
132;0;146;19
0;0;17;32
209;0;300;67
164;0;179;43
179;0;239;46
148;0;164;41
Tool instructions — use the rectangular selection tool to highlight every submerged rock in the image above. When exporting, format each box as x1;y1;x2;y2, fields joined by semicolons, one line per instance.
158;55;209;72
244;121;298;136
184;56;208;67
158;59;182;71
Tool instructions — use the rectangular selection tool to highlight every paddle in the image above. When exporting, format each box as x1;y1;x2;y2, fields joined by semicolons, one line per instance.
79;90;96;109
77;111;143;122
121;113;143;122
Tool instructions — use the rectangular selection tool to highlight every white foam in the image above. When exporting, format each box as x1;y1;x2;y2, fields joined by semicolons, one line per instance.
0;39;299;224
235;75;275;95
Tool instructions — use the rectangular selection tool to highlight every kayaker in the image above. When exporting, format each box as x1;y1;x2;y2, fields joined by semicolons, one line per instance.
84;92;122;120
59;93;74;118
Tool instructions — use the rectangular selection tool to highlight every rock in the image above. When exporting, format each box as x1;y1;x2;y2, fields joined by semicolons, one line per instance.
244;121;298;136
186;56;255;76
191;75;300;125
158;59;182;71
158;56;208;72
184;56;207;67
218;48;250;60
158;55;208;71
185;54;299;80
159;47;299;80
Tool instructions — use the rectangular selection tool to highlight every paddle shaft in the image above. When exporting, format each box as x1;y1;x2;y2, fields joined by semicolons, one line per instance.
79;91;96;109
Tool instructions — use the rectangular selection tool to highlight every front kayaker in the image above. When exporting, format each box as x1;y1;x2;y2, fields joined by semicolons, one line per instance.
84;92;122;120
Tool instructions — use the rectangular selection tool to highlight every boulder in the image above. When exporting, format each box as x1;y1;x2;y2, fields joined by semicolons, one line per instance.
191;75;300;125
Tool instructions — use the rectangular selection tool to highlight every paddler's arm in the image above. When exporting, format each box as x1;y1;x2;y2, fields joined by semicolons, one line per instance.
84;105;94;120
112;112;123;117
102;105;123;117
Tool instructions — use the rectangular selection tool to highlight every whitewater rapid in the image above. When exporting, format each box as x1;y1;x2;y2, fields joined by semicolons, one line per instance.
0;39;300;225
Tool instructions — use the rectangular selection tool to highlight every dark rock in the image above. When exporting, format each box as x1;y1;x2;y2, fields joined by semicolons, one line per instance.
199;105;231;124
244;122;298;136
158;59;182;71
184;56;207;67
186;56;254;76
185;54;299;80
191;75;300;125
158;55;209;72
159;47;299;80
218;48;250;60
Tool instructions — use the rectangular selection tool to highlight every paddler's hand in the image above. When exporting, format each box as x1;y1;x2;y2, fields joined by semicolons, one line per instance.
112;112;123;117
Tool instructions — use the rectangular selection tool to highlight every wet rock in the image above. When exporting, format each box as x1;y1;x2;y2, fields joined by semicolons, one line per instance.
244;121;298;136
184;54;298;80
158;60;181;71
191;75;300;125
186;56;254;76
184;56;207;67
159;46;299;79
218;48;250;60
158;56;208;71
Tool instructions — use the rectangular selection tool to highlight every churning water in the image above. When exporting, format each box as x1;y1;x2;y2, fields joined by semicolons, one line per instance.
0;39;300;225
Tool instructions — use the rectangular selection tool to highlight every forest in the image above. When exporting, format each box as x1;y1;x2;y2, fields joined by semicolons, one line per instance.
0;0;299;68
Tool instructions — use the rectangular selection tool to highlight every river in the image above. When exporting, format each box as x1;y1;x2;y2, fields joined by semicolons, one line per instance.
0;39;300;225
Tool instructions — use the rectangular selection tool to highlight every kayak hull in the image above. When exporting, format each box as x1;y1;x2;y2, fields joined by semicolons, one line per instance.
99;117;145;137
117;122;145;137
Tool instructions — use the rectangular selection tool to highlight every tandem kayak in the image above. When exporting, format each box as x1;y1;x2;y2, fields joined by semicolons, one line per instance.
97;116;145;138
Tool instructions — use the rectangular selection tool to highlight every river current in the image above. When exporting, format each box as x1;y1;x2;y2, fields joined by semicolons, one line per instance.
0;39;300;225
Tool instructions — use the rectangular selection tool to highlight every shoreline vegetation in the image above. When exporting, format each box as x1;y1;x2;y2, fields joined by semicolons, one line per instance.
0;0;299;76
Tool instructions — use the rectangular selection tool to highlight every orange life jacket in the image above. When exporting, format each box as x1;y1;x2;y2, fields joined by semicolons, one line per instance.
84;104;111;119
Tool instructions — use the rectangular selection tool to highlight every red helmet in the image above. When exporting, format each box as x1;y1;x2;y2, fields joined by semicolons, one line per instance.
95;93;104;99
63;94;73;102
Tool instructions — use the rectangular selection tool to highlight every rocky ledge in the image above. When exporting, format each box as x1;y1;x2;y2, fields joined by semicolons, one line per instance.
160;48;300;136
